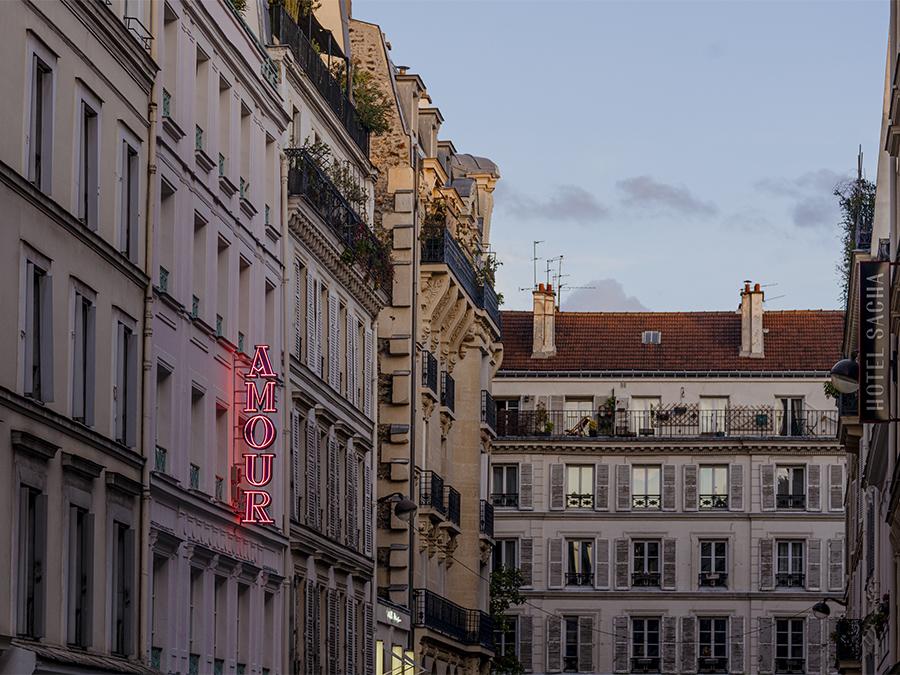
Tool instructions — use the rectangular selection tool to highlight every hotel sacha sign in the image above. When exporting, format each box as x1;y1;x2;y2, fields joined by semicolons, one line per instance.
859;260;890;424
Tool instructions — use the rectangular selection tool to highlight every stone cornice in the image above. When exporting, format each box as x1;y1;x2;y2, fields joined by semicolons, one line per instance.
492;439;843;454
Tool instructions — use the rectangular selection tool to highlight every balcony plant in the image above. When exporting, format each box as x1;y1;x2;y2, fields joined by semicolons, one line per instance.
588;419;598;437
490;566;526;675
330;60;391;135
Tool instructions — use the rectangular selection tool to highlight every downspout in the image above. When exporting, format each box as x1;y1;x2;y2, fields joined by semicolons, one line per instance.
279;151;292;675
407;144;419;653
138;0;159;664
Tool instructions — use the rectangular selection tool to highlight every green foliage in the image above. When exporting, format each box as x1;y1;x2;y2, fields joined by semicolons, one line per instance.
476;253;503;287
302;137;369;219
272;0;321;21
823;381;840;401
490;566;526;675
330;61;392;135
230;0;247;12
835;176;876;305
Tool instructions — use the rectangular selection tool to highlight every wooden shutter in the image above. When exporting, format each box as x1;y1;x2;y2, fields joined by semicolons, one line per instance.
680;617;696;673
291;409;301;521
115;323;125;441
67;508;78;644
662;538;677;590
328;292;339;389
662;616;677;674
363;326;374;418
305;414;319;529
829;465;844;511
122;526;135;654
828;539;844;591
613;616;629;673
614;538;629;589
520;538;533;587
616;465;631;511
293;260;302;358
345;311;355;400
363;602;374;675
40;273;53;402
546;615;562;673
729;464;743;511
578;615;594;672
519;463;534;510
759;538;774;590
761;464;775;511
363;460;373;556
82;513;94;647
758;617;774;674
662;465;676;510
345;444;358;550
345;595;356;675
327;433;339;540
520;615;533;672
595;464;609;511
33;493;48;638
549;464;564;510
84;304;95;426
807;617;822;673
315;280;323;377
548;538;563;589
24;263;35;395
73;296;85;420
683;465;698;511
729;615;744;674
595;539;610;589
326;589;338;674
807;538;821;590
808;464;821;511
351;319;360;406
306;271;316;369
304;579;316;673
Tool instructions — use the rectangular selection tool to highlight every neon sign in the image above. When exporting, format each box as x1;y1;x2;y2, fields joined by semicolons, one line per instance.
238;344;277;524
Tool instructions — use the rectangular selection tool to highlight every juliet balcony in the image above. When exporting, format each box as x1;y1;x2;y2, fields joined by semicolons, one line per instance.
413;589;493;651
417;469;461;528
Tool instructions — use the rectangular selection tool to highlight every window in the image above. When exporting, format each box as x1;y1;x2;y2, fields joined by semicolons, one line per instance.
72;290;96;425
216;237;229;337
563;398;593;436
631;617;660;672
563;616;579;672
192;215;207;319
237;583;249;669
775;618;804;674
120;140;139;261
632;465;661;509
699;465;728;509
238;257;250;353
265;279;276;345
698;617;728;672
699;397;729;434
494;616;517;661
111;521;135;655
699;540;728;587
158;179;175;292
641;330;661;344
778;397;805;436
566;464;593;508
17;485;47;637
190;386;204;490
189;567;202;663
28;51;53;191
151;555;168;664
67;505;93;647
491;464;519;507
24;259;53;402
155;363;172;469
776;541;805;588
78;100;99;228
291;106;302;146
632;540;660;587
776;466;805;509
214;575;226;664
115;321;138;446
566;539;594;586
493;538;517;573
629;396;660;435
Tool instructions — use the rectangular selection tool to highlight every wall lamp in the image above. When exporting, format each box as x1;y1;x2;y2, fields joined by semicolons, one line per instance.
830;354;859;394
812;597;848;619
378;492;418;523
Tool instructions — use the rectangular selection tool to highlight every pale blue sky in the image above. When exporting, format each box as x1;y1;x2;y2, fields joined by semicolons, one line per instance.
354;0;887;311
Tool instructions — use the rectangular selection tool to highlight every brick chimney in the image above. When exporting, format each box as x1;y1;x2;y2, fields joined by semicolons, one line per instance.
739;281;765;358
532;283;557;358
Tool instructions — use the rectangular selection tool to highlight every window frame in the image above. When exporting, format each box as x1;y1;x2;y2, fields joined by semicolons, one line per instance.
775;466;806;509
17;483;47;638
493;538;518;573
22;250;54;402
71;282;96;426
26;36;56;192
565;538;594;586
632;539;661;586
114;313;138;447
565;464;594;509
698;616;729;660
775;617;805;671
631;616;661;659
631;465;661;509
775;540;805;588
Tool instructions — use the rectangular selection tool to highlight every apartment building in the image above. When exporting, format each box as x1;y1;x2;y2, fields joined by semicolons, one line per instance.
491;283;846;675
351;19;504;674
0;0;155;672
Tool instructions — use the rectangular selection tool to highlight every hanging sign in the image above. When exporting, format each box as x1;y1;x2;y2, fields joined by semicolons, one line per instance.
237;344;277;523
859;260;890;423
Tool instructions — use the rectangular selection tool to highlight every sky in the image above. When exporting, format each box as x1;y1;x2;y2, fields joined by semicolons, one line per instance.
353;0;888;312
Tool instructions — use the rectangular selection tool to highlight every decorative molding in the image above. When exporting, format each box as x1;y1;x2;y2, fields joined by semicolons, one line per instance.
11;429;60;462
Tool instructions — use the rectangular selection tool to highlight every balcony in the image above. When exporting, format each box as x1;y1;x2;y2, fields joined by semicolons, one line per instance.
445;486;461;527
775;572;805;588
566;492;594;509
775;657;805;674
413;589;493;650
422;350;438;395
776;494;806;509
631;572;661;587
697;656;729;673
441;371;455;413
699;494;729;509
565;572;594;586
479;500;494;538
631;656;661;673
834;618;862;668
419;470;446;514
491;492;519;508
632;494;661;510
286;148;391;292
269;5;369;154
698;572;728;587
479;282;501;330
481;390;496;435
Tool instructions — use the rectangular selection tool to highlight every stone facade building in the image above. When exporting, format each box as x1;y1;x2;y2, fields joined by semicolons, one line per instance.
491;284;846;675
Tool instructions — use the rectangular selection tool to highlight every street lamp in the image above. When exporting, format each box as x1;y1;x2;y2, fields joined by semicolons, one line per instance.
830;355;859;394
812;597;848;619
378;492;418;523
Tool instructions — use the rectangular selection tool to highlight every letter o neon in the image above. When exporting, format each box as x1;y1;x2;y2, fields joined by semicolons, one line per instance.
243;414;276;450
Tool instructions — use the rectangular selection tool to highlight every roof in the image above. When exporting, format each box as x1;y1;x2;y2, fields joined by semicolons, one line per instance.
499;310;844;373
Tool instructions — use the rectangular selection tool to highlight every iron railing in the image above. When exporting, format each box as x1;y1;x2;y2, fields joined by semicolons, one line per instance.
775;572;805;588
697;656;729;673
699;494;729;509
479;282;501;329
774;657;805;674
834;618;863;664
565;572;594;586
632;494;661;509
481;390;496;434
419;470;445;514
413;589;493;649
441;371;455;412
566;492;594;509
491;493;519;508
776;494;806;509
445;486;460;526
631;657;661;673
480;500;494;537
632;572;661;587
698;572;728;587
422;350;438;394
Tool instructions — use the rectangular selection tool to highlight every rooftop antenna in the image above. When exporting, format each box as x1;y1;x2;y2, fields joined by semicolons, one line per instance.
555;256;595;309
545;256;562;287
858;144;863;182
532;240;544;290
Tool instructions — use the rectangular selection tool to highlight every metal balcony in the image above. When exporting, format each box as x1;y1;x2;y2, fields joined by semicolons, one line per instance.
422;350;438;395
440;371;455;413
491;492;519;508
566;492;594;509
479;500;493;538
418;470;446;514
412;589;493;650
775;657;805;674
775;572;805;588
631;572;661;587
697;656;729;673
699;494;729;509
565;572;594;586
632;494;661;510
445;486;461;527
631;656;661;673
481;390;496;435
776;494;806;509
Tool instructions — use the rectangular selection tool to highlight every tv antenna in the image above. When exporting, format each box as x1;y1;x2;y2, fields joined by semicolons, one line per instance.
554;256;595;308
545;255;562;287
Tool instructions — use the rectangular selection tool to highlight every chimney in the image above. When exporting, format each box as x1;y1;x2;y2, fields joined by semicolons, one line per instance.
532;283;557;358
739;281;765;358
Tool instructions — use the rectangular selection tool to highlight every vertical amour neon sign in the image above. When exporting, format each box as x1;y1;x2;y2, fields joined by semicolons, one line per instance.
239;344;277;524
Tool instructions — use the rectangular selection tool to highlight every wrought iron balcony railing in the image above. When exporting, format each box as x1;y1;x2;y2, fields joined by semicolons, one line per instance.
418;470;445;514
479;500;494;538
481;390;496;435
698;571;728;587
445;486;461;526
566;492;594;509
631;656;661;673
699;494;729;509
491;492;519;508
775;657;805;674
631;572;661;587
632;494;661;509
440;371;455;413
422;350;438;395
834;617;863;664
565;572;594;586
776;494;806;509
413;589;493;650
775;572;805;588
697;656;729;673
479;281;501;329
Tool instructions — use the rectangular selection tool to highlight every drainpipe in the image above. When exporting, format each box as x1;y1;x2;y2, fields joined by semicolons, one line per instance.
407;144;419;653
279;151;292;675
138;0;159;665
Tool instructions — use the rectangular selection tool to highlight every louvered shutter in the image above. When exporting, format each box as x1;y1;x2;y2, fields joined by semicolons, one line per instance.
759;538;774;590
614;538;629;589
363;326;373;418
662;465;676;510
363;601;374;675
680;617;696;673
616;465;631;511
328;292;339;389
662;538;677;589
548;538;563;589
549;464;564;510
761;465;775;511
73;296;85;420
828;539;844;591
33;493;47;638
808;465;821;511
520;538;533;586
82;513;94;647
345;444;358;550
306;271;316;369
807;538;821;590
520;615;534;672
829;465;844;511
115;323;126;442
305;414;319;529
294;260;302;358
40;274;53;402
613;616;629;673
345;595;356;675
729;464;744;511
595;539;610;589
662;616;677;674
363;460;373;556
729;616;744;674
345;312;355;400
546;615;562;673
304;580;316;673
23;263;35;395
315;280;323;377
578;615;594;672
326;589;338;674
519;463;534;510
758;617;774;674
291;409;301;521
683;465;698;511
351;319;360;406
827;617;838;673
327;433;339;540
595;464;609;511
807;617;822;673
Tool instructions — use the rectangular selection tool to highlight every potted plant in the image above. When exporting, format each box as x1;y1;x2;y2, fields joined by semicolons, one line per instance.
544;421;555;435
588;419;598;437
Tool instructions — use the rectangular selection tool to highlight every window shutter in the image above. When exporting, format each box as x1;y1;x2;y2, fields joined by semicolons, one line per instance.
519;463;533;510
595;538;610;589
761;464;775;511
363;459;373;557
327;433;339;540
40;273;54;402
548;538;563;589
807;617;822;673
351;319;360;406
73;297;85;420
828;539;844;591
595;463;609;511
305;414;319;529
578;615;593;672
128;152;139;262
328;292;339;389
304;579;316;673
807;538;821;590
520;615;533;672
125;329;137;447
759;538;774;590
24;263;35;395
520;538;533;586
345;595;356;675
33;493;48;638
115;323;126;441
729;464;743;511
613;616;629;673
662;616;677;674
807;464;821;511
291;409;301;521
83;513;94;648
363;326;373;417
294;261;302;358
67;507;78;645
84;304;95;426
829;465;844;511
758;617;774;674
680;617;696;673
614;538;629;589
362;601;374;674
549;464;564;510
326;590;338;675
546;615;562;673
345;312;355;401
616;465;631;511
315;280;324;377
345;444;358;550
662;538;677;590
683;465;697;511
122;526;135;655
662;465;676;511
729;615;744;674
305;271;315;369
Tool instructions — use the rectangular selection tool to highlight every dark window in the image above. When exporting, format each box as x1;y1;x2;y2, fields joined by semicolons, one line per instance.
778;397;805;436
29;56;53;190
25;261;52;402
564;615;579;672
631;617;661;672
776;541;805;588
493;616;517;659
566;540;594;586
111;521;135;655
115;322;137;446
491;464;519;507
17;485;47;637
493;538;517;573
78;101;99;228
67;505;93;647
775;618;804;673
776;466;805;509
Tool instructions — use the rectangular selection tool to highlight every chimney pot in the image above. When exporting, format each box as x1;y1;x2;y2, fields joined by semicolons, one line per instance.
739;281;765;358
754;283;761;292
532;283;557;358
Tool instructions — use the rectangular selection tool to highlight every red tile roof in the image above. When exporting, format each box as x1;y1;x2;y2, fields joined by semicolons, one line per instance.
499;310;844;373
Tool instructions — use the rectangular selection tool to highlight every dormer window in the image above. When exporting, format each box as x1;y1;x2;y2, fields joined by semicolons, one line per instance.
642;330;661;345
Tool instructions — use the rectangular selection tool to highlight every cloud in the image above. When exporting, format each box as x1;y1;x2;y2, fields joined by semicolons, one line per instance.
561;278;649;312
497;183;609;222
754;169;847;228
616;175;718;217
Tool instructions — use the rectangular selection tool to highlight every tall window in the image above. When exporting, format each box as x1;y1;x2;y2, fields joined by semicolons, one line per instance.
776;541;805;588
566;465;593;508
631;617;661;671
28;54;53;191
192;215;206;319
216;236;230;337
190;386;205;491
189;566;201;662
632;465;661;509
151;555;168;664
563;616;579;672
72;290;96;425
775;618;804;673
115;321;137;446
699;540;727;587
78;101;99;228
699;396;728;434
67;505;93;647
493;616;517;661
698;617;728;671
111;521;135;655
632;540;660;586
493;538;517;573
238;257;250;353
120;141;139;261
629;396;660;434
25;259;53;402
776;466;806;509
491;464;519;507
237;583;249;671
699;466;728;509
214;575;226;667
566;539;594;586
17;485;47;637
778;397;805;436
